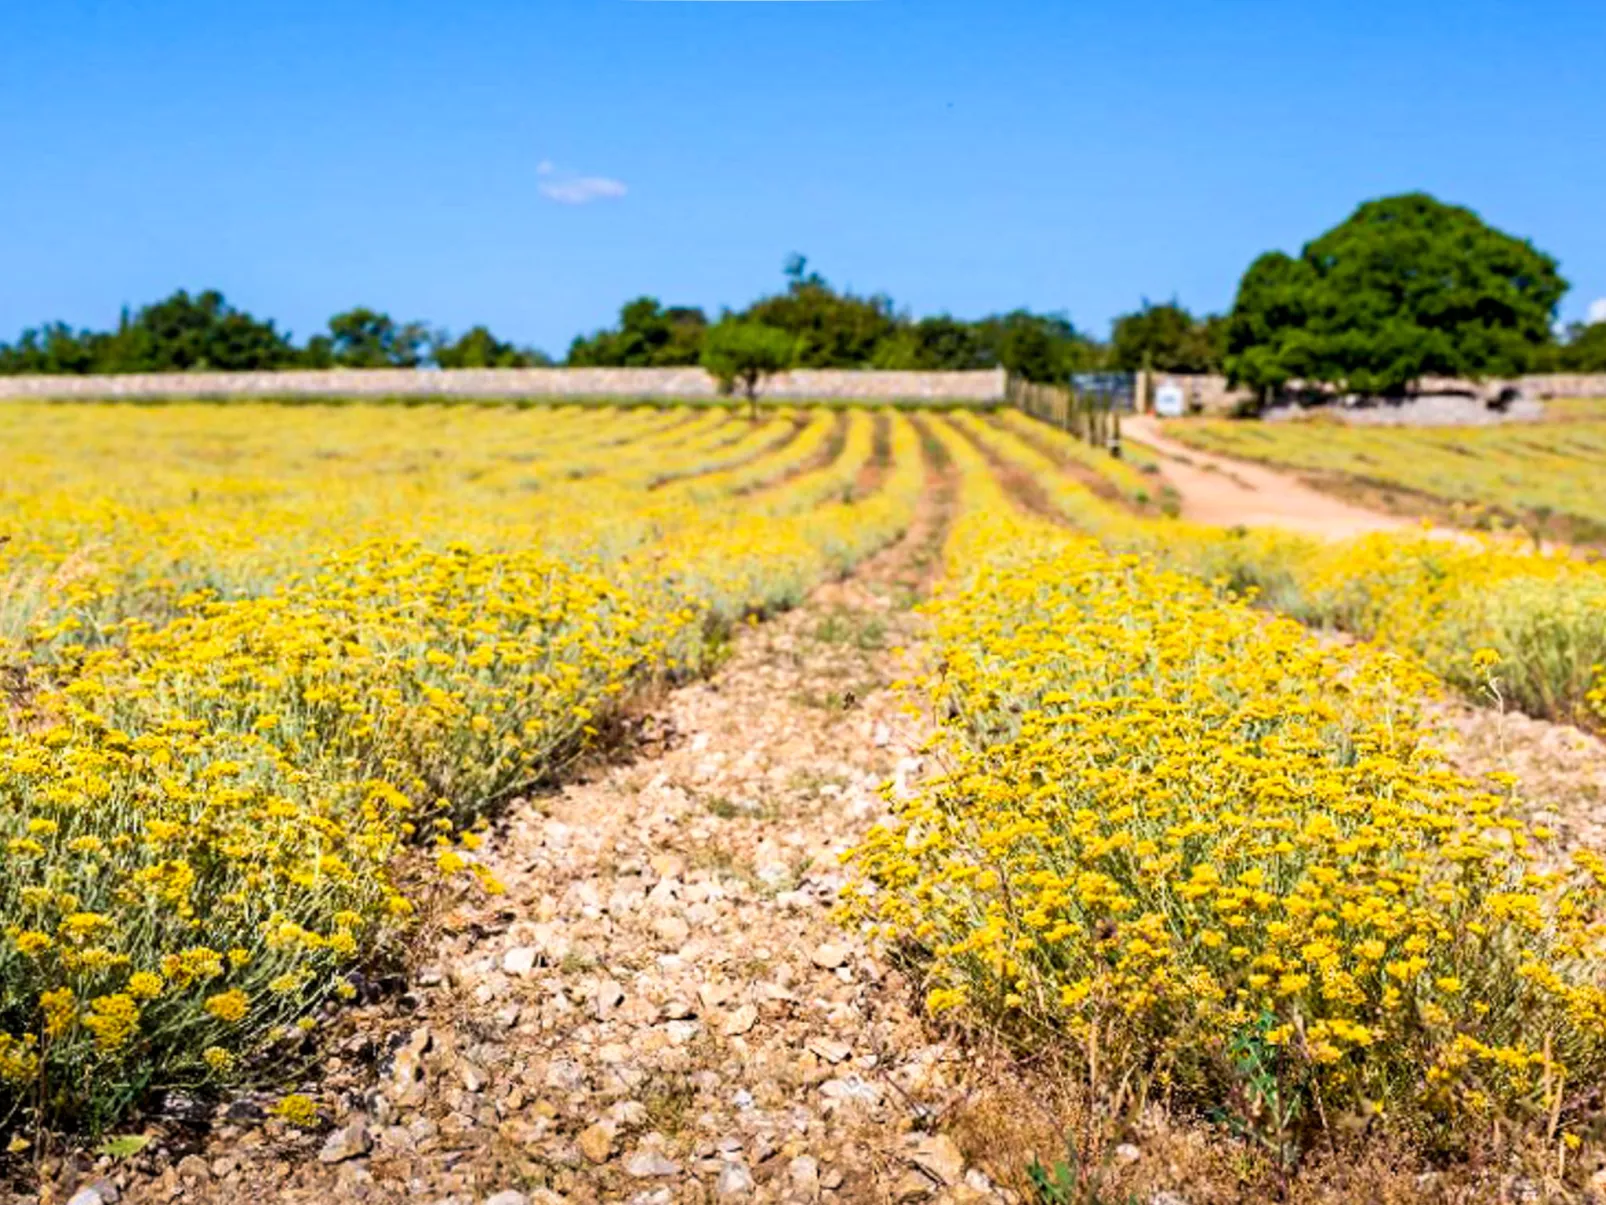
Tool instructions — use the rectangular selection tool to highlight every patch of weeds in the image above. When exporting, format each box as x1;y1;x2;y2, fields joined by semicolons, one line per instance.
791;681;879;711
559;951;597;975
704;795;741;820
812;607;887;651
786;768;848;799
1027;1141;1140;1205
640;1075;698;1137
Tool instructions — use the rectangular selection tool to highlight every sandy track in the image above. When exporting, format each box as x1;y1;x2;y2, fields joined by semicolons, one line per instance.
1125;415;1411;539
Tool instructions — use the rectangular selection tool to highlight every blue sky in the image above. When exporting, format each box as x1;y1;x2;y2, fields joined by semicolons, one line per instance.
2;0;1603;357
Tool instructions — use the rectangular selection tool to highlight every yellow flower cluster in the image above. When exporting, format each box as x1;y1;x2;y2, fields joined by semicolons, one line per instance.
0;401;921;1129
953;411;1606;727
842;424;1606;1143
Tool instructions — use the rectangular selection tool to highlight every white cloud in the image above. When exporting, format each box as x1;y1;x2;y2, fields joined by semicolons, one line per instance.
537;160;626;205
1588;297;1606;325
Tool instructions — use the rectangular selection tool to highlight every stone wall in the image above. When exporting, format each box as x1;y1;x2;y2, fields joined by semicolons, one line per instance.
0;366;1007;403
1146;372;1606;418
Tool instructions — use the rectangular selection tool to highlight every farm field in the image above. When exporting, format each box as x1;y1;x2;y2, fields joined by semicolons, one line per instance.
1166;414;1606;542
4;401;1606;1203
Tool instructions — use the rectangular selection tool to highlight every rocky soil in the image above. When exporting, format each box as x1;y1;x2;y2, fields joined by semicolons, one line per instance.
49;494;1019;1205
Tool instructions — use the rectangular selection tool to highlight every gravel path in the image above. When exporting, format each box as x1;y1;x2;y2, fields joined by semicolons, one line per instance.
77;484;1008;1205
1125;415;1413;538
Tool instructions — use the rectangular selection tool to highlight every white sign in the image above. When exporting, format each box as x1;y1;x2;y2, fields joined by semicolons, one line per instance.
1154;381;1185;418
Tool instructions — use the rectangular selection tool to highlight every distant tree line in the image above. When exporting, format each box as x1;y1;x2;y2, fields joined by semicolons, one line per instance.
567;255;1227;383
0;258;1230;385
5;204;1603;389
0;291;553;375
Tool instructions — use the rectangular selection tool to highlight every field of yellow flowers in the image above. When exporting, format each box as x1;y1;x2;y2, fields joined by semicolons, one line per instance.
950;410;1606;728
6;396;1606;1180
0;401;922;1131
843;418;1606;1168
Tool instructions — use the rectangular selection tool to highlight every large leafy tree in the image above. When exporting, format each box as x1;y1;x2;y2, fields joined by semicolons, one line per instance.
567;298;708;367
1224;194;1567;398
1110;301;1222;373
740;271;899;368
305;308;432;368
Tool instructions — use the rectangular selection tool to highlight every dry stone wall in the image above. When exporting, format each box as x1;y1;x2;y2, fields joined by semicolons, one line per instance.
0;367;1007;403
1148;373;1606;418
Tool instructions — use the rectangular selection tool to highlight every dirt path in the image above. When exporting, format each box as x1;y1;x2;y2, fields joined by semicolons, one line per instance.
89;487;1007;1205
1125;415;1412;539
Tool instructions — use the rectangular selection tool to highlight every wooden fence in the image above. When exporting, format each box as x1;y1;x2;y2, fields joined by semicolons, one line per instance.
1005;375;1124;455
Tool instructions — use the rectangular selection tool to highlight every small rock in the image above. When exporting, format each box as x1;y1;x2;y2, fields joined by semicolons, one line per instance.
650;853;686;879
66;1184;116;1205
789;1155;821;1200
912;1134;965;1186
1148;1193;1189;1205
806;1037;852;1064
177;1155;210;1181
625;1148;682;1178
484;1193;529;1205
723;1004;759;1036
502;947;538;977
819;1076;881;1104
1113;1143;1141;1166
578;1122;614;1164
811;943;850;970
716;1160;756;1198
545;1059;586;1091
893;1169;935;1201
653;916;691;947
318;1115;373;1164
595;979;626;1018
458;1061;487;1093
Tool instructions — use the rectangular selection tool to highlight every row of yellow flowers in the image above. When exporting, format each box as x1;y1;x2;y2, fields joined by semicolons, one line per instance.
0;402;922;1130
842;421;1606;1153
951;411;1606;728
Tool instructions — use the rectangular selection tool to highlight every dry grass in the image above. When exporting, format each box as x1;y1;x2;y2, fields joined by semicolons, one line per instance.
949;1048;1604;1203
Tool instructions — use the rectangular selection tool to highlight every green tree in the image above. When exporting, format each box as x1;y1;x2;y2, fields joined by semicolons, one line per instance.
321;308;431;368
435;326;549;368
1110;301;1220;373
1224;193;1567;399
871;315;995;370
1554;321;1606;372
566;298;708;366
968;310;1103;382
738;268;898;368
0;290;299;374
700;320;795;417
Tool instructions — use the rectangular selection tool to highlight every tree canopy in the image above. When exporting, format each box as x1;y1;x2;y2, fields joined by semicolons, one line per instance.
1109;302;1224;373
699;320;796;414
1549;321;1606;373
560;260;1103;382
0;292;548;375
1224;193;1568;398
0;290;300;374
566;297;708;367
435;326;550;369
